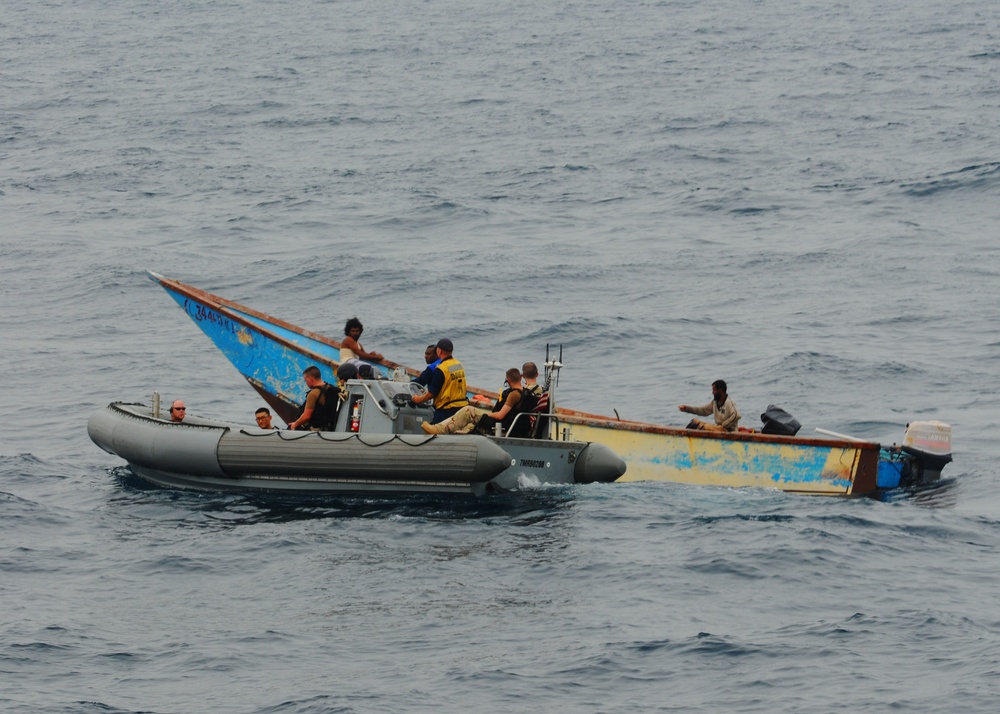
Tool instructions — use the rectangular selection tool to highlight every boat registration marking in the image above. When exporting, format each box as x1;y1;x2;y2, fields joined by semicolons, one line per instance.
519;459;548;469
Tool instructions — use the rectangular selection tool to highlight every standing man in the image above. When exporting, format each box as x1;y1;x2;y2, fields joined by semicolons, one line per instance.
288;366;341;431
411;338;468;423
679;379;741;433
169;400;186;423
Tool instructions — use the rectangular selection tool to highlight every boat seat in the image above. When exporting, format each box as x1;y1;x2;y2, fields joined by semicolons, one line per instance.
494;391;550;439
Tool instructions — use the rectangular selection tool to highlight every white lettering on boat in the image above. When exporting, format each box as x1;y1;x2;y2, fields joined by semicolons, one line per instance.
520;459;547;469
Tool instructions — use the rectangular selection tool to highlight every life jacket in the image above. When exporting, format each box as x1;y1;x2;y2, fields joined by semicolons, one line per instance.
500;387;527;438
433;357;468;411
299;383;341;431
520;385;541;414
476;387;526;437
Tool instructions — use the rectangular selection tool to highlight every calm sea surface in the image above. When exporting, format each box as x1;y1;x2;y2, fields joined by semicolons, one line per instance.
3;0;1000;711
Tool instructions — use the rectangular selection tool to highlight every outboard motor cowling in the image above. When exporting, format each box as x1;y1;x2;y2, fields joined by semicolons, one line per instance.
901;420;953;477
760;405;801;436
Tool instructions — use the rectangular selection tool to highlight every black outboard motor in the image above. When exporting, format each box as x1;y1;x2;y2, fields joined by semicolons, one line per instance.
760;405;801;436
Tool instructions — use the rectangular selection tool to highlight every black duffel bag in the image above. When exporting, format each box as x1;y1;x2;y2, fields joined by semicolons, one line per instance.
760;404;801;436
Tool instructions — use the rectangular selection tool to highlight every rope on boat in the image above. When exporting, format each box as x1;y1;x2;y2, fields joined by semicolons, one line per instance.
237;429;438;447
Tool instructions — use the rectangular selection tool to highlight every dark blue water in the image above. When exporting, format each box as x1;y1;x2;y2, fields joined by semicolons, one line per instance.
4;0;1000;710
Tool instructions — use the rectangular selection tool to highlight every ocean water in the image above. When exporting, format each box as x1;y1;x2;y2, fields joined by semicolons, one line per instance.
3;0;1000;710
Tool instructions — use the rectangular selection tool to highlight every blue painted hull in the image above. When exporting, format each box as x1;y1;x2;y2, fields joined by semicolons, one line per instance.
153;272;405;421
146;271;948;496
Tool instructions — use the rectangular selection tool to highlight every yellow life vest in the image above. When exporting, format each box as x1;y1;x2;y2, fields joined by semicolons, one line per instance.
434;357;468;410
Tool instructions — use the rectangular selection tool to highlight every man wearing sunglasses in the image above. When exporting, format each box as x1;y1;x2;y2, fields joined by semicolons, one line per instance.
169;400;187;423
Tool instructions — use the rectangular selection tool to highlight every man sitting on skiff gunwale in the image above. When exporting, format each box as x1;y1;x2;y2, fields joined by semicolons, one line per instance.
679;379;741;433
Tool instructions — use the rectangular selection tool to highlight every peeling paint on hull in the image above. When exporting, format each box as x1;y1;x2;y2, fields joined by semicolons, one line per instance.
562;420;878;496
147;271;886;497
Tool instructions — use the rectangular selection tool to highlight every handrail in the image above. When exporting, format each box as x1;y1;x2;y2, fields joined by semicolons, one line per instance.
505;411;532;438
503;410;559;440
358;381;392;417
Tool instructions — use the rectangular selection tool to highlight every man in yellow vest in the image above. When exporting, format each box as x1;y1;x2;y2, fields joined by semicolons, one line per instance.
411;338;469;423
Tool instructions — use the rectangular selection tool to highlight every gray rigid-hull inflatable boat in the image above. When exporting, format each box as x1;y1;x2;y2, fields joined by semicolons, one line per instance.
89;384;627;496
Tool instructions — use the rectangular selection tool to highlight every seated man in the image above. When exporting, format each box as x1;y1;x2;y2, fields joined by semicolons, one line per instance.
521;362;543;398
340;317;384;362
413;344;440;387
255;407;278;430
519;361;543;415
678;379;741;433
422;368;526;437
169;400;186;423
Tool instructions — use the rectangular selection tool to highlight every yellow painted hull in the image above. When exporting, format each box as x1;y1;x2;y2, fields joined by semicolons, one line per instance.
147;271;883;496
557;415;880;496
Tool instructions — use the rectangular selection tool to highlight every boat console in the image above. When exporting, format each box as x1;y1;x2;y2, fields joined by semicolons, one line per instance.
337;378;433;435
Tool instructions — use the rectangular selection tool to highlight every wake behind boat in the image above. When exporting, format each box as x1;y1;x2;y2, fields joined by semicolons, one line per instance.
142;271;953;497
